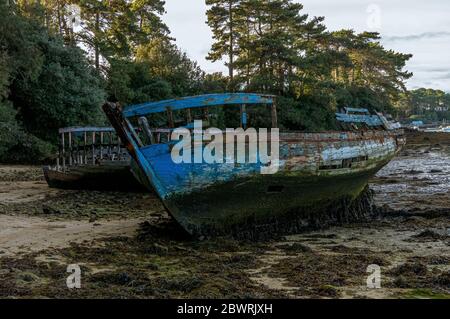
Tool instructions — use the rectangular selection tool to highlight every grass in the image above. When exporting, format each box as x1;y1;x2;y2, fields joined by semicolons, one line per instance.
398;289;450;299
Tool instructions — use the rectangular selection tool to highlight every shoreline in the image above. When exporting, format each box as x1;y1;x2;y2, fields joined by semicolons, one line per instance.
0;131;448;299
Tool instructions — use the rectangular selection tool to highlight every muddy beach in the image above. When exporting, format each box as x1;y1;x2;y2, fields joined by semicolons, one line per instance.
0;132;448;299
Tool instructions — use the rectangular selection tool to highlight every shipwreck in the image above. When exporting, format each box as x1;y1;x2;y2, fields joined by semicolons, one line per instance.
43;126;144;191
103;93;405;238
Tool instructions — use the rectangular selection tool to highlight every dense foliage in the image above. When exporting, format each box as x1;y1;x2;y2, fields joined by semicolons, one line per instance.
395;88;450;123
206;0;413;130
0;0;442;164
0;1;108;162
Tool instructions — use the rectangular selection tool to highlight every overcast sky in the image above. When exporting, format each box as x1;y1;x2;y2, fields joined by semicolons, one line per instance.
162;0;450;91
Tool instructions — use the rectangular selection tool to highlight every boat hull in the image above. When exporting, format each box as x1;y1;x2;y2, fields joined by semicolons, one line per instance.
43;161;146;191
164;157;390;238
102;100;404;237
133;131;404;237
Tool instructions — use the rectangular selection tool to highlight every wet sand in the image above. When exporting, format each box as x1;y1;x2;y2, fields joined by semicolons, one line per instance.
0;132;448;299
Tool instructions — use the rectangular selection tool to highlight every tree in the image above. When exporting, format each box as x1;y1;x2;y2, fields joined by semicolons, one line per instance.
135;38;206;97
206;0;241;89
0;51;10;99
206;0;413;130
74;0;170;68
19;0;171;69
400;88;450;122
106;58;173;105
107;38;208;106
0;98;54;163
329;30;412;111
1;1;106;143
11;36;106;141
235;0;319;95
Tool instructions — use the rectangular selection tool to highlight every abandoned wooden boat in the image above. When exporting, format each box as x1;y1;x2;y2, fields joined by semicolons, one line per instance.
103;94;405;238
43;127;145;191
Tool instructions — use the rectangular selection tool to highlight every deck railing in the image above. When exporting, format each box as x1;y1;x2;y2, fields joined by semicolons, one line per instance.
54;127;130;172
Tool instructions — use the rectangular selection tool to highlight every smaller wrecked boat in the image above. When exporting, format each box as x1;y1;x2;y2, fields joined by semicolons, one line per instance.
103;94;405;238
43;127;144;191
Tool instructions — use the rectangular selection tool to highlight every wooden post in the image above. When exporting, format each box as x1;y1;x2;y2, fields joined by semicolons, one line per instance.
73;134;77;165
166;107;174;128
166;107;174;142
77;134;82;165
92;132;96;164
100;132;103;160
139;116;155;145
271;100;278;129
117;134;121;159
58;132;62;171
186;108;192;124
202;108;209;122
108;132;112;160
74;134;78;165
240;104;247;129
68;132;72;166
84;131;87;164
110;133;115;161
62;133;66;171
240;105;243;127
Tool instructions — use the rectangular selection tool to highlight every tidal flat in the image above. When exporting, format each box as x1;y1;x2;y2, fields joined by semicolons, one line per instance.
0;131;448;299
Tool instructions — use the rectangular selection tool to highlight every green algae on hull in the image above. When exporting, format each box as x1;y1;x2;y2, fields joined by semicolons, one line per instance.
158;132;402;238
166;162;390;239
103;98;404;238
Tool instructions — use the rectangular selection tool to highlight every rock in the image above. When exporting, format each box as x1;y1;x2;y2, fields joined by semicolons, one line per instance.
413;229;447;241
434;271;450;286
393;275;409;288
92;271;133;285
142;243;169;255
146;263;160;271
392;262;428;276
42;205;61;215
314;285;340;297
276;243;313;253
405;169;424;175
17;272;40;283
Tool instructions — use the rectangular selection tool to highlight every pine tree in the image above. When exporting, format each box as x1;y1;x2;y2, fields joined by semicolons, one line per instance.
206;0;241;89
233;0;314;94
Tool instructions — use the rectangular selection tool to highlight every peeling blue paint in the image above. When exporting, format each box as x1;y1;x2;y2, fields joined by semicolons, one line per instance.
102;96;404;237
335;113;384;126
123;93;275;117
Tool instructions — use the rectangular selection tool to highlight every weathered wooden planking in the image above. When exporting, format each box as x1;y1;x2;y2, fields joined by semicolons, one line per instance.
59;127;116;134
103;94;405;238
123;93;275;117
335;113;383;126
139;131;400;197
343;107;370;115
43;161;146;191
